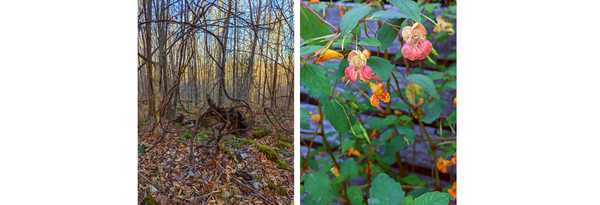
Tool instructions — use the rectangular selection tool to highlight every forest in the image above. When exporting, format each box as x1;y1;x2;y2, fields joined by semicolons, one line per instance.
137;0;295;204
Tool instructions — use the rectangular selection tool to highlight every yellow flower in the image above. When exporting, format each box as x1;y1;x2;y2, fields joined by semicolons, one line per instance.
309;0;319;5
314;49;344;64
436;157;452;174
369;82;390;107
433;16;454;35
309;111;324;125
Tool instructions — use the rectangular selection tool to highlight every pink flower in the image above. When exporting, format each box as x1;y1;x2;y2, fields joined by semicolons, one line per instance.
401;22;432;61
345;50;372;82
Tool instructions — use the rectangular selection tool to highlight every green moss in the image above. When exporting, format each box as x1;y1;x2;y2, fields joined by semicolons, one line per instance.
278;135;293;143
220;147;230;155
266;182;276;190
276;185;288;196
242;139;257;146
142;195;157;205
276;142;293;149
235;154;243;163
252;129;272;138
276;158;291;171
257;144;278;162
253;175;263;183
231;143;242;149
273;148;284;153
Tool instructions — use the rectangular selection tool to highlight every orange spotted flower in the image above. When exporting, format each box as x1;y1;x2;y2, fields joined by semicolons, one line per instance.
309;111;324;125
447;182;457;200
369;82;390;107
401;22;432;61
309;0;319;5
451;153;457;165
436;157;452;174
338;4;346;18
346;146;361;157
314;49;344;64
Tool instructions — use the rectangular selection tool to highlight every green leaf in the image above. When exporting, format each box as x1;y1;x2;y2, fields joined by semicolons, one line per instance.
420;99;444;124
324;100;353;135
368;173;404;204
377;18;404;51
330;175;347;185
301;64;331;96
367;56;394;82
369;11;409;20
388;0;421;22
396;126;415;144
406;74;439;99
402;174;420;185
371;115;398;130
301;184;305;195
340;6;373;36
328;60;348;82
384;135;408;156
358;38;382;46
401;195;413;205
300;7;332;41
370;165;384;179
347;185;364;205
379;129;395;141
305;172;336;204
301;108;311;130
340;158;358;181
423;4;433;14
399;115;412;122
341;140;356;151
413;192;454;205
301;45;324;56
407;188;432;199
427;73;443;81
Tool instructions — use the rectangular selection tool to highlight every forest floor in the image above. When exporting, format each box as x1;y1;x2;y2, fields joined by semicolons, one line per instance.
137;101;294;204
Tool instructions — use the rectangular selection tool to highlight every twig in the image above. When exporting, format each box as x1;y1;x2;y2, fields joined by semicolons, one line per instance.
233;179;274;204
138;171;162;193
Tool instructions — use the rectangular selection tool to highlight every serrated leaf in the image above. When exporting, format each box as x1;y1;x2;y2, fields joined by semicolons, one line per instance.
300;7;332;41
368;173;404;204
396;126;415;144
406;74;439;99
301;108;311;130
340;158;358;181
407;188;432;199
301;45;325;56
328;59;348;81
324;100;353;135
305;172;336;204
384;135;408;156
341;140;356;151
388;0;421;22
367;56;394;82
412;192;454;205
358;38;382;46
330;175;347;185
347;185;364;205
377;18;403;51
370;11;409;20
420;99;444;124
340;6;373;36
371;115;398;130
301;64;331;96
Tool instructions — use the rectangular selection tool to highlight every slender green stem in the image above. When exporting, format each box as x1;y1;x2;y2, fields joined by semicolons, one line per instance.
419;121;441;190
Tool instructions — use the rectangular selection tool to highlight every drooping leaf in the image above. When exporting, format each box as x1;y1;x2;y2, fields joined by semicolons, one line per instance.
388;0;421;22
347;185;364;205
412;191;454;205
340;6;373;36
301;108;311;130
367;56;394;82
377;18;404;51
368;173;404;204
406;74;439;99
358;38;382;46
324;100;354;135
405;82;425;107
420;99;444;124
370;11;409;20
300;7;332;40
301;64;332;96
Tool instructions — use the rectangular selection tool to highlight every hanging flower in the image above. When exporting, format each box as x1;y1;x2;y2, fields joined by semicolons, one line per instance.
401;22;432;61
314;49;344;64
309;111;324;125
369;82;390;107
454;97;457;106
433;16;455;35
451;153;457;165
309;0;319;5
447;182;457;200
338;4;346;18
346;146;361;157
331;166;340;177
436;157;452;174
345;50;372;82
369;129;379;140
